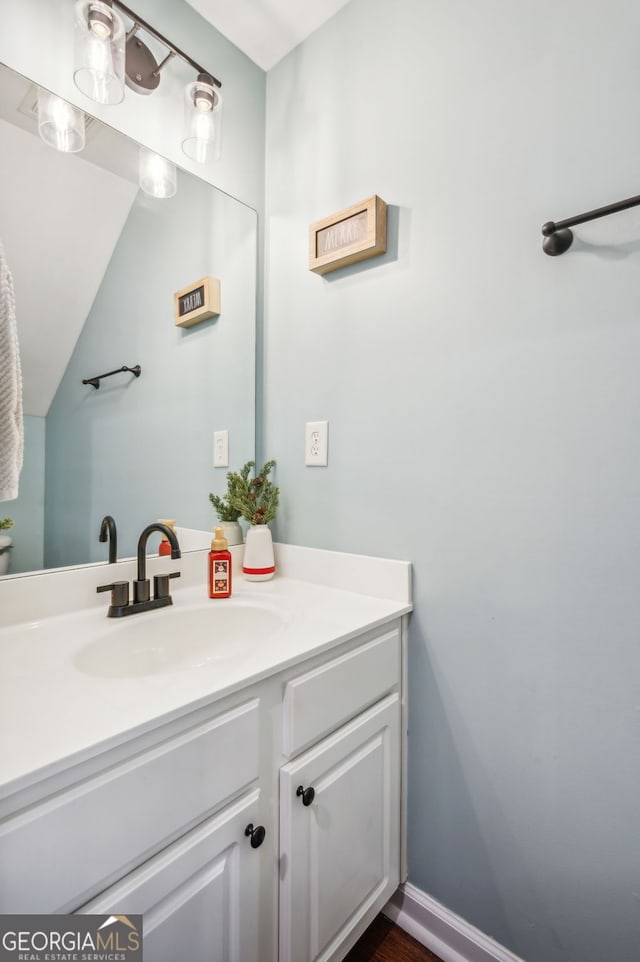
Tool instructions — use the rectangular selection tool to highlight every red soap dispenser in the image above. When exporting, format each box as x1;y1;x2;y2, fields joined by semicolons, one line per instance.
158;519;176;556
209;526;232;599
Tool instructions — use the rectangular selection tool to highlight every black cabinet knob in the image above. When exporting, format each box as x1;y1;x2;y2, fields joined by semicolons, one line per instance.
244;823;266;848
296;785;315;807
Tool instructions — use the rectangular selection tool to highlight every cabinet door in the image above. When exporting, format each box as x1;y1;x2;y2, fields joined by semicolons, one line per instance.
279;694;400;962
77;789;267;962
0;698;260;914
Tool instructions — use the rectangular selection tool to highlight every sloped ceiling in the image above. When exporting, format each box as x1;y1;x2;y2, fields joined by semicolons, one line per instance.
0;70;138;417
186;0;352;70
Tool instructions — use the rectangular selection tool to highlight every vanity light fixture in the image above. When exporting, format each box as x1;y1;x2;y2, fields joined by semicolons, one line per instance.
139;148;177;199
72;0;223;164
73;0;126;105
37;89;86;153
182;73;222;164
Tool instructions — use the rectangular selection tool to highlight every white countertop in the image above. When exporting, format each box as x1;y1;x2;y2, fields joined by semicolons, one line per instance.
0;544;411;800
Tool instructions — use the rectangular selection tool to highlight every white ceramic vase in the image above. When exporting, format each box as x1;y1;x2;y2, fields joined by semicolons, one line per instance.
242;525;275;581
0;535;13;576
219;520;243;546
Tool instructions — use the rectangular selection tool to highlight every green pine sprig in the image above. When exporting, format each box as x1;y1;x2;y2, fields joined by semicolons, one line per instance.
224;460;279;526
208;490;242;523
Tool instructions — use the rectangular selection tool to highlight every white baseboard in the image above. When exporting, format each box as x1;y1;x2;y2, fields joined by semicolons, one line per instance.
383;883;526;962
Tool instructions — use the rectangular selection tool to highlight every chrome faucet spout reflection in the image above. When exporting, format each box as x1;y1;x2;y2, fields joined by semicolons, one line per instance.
97;522;181;617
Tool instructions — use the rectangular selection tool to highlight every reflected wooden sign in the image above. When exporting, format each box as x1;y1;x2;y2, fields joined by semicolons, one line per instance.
174;275;221;328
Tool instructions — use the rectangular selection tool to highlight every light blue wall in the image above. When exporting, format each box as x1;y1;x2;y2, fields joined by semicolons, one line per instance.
3;416;45;573
45;173;256;567
264;1;640;960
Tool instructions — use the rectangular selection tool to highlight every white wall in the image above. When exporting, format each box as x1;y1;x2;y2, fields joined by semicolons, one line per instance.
264;1;640;961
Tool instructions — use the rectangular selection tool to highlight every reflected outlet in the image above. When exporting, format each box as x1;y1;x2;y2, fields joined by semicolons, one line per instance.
214;430;229;467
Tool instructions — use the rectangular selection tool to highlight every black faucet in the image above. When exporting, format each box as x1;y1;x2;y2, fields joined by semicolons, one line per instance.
99;515;117;564
134;523;181;603
97;522;181;617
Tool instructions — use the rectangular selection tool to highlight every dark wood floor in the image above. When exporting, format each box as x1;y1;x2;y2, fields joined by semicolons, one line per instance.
345;914;443;962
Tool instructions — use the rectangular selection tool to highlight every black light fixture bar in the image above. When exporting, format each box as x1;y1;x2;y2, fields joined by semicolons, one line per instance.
542;192;640;255
112;0;222;88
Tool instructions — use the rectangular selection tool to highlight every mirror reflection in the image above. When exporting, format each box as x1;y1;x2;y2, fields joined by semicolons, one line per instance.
0;63;256;577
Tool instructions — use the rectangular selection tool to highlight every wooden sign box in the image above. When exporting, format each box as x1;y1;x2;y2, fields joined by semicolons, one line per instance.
174;276;221;328
309;195;387;275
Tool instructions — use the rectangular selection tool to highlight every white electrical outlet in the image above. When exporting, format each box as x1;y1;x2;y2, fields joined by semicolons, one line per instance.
214;430;229;467
305;420;328;466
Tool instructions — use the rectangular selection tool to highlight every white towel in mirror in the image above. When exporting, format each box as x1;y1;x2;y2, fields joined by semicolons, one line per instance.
0;239;23;502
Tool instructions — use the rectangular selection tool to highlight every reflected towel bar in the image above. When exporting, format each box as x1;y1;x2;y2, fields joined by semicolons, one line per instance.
82;365;141;390
542;192;640;255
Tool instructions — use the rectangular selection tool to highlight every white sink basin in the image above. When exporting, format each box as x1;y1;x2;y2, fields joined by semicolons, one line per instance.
74;602;287;678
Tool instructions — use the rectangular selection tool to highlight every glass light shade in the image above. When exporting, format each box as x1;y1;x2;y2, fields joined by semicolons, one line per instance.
73;0;125;106
139;149;177;199
37;89;85;153
182;80;222;164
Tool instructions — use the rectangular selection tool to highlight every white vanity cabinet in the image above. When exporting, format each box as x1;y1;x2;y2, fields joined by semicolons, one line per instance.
0;698;263;916
0;616;406;962
278;626;403;962
279;695;400;962
78;788;266;962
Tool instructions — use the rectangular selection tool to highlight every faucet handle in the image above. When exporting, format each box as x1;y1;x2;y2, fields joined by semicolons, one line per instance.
96;580;130;608
154;571;180;600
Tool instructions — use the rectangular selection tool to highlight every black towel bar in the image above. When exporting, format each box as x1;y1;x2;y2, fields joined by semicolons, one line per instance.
82;365;141;390
542;192;640;255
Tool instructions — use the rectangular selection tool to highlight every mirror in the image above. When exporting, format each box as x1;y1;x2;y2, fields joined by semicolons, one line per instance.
0;62;256;576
